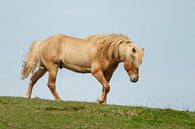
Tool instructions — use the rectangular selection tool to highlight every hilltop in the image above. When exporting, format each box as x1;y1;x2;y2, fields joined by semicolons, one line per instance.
0;97;194;129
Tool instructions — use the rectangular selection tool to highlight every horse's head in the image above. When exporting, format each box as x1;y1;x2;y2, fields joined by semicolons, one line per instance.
124;59;139;83
124;47;144;83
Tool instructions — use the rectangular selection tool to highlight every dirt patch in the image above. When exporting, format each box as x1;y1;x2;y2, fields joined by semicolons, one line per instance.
72;106;86;111
45;107;69;111
38;106;87;112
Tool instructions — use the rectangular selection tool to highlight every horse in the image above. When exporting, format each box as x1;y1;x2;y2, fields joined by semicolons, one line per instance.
21;33;144;104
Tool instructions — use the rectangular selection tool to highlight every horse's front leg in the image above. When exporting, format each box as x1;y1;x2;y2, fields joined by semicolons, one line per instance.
92;70;110;104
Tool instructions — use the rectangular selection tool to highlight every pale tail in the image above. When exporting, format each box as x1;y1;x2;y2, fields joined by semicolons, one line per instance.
21;41;41;79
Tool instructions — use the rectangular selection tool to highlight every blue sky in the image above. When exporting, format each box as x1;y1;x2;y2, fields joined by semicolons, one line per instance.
0;0;195;111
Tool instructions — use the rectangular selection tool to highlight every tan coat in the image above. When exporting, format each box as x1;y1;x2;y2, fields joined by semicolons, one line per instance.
21;34;144;104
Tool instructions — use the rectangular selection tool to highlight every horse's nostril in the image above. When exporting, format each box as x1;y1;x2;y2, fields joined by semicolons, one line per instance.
130;77;138;83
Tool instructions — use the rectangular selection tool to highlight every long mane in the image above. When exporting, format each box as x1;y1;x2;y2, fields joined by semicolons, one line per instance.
87;33;144;67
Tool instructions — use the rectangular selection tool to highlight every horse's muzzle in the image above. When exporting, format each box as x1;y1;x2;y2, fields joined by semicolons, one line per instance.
130;77;138;83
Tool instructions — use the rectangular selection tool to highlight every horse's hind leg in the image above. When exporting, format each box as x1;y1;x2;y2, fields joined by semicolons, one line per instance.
47;65;61;101
25;68;47;98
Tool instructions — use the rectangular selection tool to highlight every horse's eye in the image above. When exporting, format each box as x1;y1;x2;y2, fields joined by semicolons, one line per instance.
132;47;136;53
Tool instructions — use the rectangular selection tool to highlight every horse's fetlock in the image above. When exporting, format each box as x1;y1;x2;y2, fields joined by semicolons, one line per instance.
105;86;110;93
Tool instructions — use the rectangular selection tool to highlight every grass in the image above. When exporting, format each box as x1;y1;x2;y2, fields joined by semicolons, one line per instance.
0;97;195;129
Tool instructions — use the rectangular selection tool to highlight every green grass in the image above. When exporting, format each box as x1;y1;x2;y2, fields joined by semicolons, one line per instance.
0;97;195;129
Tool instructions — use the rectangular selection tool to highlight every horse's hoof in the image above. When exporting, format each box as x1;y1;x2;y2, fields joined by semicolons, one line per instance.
24;96;30;99
96;99;106;104
97;101;104;104
102;101;106;104
56;99;61;102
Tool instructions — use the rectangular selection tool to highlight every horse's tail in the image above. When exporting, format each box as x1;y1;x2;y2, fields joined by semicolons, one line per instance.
21;41;41;80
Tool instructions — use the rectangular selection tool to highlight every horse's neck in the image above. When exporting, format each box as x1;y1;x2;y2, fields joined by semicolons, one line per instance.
108;58;123;66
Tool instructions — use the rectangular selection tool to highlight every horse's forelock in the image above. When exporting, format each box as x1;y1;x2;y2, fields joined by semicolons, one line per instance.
124;44;144;67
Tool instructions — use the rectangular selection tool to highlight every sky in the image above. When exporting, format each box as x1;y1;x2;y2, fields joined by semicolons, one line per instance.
0;0;195;111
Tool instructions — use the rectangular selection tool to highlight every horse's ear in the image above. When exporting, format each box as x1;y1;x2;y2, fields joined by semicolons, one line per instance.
132;47;136;53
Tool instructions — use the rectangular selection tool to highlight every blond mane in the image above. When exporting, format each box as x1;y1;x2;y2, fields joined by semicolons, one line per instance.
87;33;144;67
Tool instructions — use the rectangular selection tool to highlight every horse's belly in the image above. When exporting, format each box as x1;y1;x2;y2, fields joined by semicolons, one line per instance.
61;60;91;73
59;40;93;73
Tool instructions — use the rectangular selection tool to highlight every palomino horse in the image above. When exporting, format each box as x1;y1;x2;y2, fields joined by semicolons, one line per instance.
21;34;144;104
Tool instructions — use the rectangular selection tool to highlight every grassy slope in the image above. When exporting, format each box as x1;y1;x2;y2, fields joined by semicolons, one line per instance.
0;97;195;129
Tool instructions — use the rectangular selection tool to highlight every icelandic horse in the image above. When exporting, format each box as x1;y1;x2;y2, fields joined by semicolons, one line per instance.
21;34;144;104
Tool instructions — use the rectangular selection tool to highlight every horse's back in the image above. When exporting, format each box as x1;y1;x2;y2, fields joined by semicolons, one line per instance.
39;34;94;73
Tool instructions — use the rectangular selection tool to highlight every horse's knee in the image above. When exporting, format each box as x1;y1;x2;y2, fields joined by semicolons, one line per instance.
47;82;55;91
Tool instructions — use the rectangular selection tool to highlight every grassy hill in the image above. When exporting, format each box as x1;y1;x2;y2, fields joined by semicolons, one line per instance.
0;97;195;129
